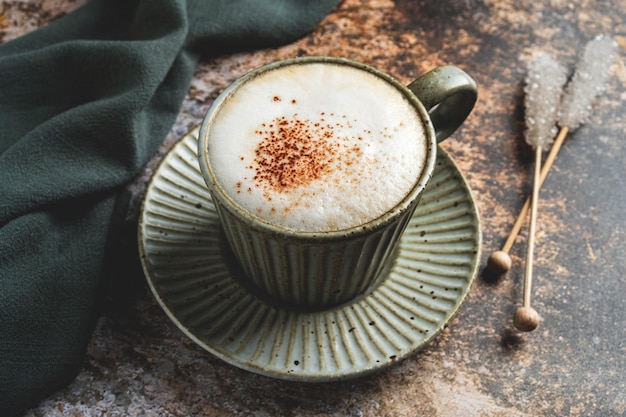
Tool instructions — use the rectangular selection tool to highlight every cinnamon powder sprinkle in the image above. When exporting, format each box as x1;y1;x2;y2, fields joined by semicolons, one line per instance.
250;114;362;196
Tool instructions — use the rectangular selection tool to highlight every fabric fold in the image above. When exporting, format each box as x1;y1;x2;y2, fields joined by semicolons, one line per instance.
0;0;337;415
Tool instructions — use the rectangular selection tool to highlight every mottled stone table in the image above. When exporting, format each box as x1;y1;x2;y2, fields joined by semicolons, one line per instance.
3;0;625;416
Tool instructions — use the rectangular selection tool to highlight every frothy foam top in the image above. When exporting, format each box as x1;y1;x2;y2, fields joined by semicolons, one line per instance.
206;62;427;232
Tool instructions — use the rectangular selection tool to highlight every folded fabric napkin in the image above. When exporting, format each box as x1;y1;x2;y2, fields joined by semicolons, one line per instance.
0;0;337;415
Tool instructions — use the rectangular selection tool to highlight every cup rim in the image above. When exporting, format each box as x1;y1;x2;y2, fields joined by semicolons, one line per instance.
198;56;437;241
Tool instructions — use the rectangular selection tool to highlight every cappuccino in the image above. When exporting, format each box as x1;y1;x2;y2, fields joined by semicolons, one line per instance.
205;61;428;232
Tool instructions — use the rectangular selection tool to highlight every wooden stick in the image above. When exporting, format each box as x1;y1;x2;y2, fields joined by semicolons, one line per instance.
486;126;569;276
513;145;542;331
504;126;569;253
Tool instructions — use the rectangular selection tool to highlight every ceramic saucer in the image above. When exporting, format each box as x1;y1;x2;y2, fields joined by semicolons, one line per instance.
138;126;481;381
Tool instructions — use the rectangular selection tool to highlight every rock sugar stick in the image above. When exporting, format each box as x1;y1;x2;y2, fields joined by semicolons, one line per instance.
486;53;567;278
515;34;617;331
486;35;617;280
512;53;568;332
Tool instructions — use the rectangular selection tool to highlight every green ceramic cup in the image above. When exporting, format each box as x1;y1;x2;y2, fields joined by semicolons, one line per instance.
198;56;476;310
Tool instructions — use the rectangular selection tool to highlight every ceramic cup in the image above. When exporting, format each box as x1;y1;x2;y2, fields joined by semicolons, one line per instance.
198;57;476;310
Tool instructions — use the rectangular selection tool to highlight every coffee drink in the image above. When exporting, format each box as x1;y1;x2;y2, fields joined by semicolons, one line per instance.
205;61;428;232
199;57;476;308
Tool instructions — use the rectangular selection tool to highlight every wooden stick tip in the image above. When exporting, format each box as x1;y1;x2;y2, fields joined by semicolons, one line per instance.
486;251;512;275
513;306;540;332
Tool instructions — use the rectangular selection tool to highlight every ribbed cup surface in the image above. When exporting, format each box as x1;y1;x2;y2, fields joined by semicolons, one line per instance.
212;197;417;309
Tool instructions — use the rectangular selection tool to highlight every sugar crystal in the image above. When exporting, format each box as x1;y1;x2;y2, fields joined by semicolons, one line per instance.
524;53;568;148
558;34;617;130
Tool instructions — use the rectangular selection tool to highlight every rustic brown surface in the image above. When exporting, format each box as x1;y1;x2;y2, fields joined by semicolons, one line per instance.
3;0;625;416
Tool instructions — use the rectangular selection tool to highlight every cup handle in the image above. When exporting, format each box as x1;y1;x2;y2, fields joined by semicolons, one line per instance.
407;65;477;143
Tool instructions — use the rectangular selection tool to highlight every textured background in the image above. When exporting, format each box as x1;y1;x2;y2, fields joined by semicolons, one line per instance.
3;0;625;416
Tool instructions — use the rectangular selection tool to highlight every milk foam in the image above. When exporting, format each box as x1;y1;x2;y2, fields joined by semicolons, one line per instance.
207;62;427;232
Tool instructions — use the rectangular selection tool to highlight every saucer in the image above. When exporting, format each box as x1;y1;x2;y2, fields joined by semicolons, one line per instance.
138;126;481;381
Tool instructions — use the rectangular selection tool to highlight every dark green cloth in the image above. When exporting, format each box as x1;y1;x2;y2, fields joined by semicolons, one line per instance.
0;1;337;415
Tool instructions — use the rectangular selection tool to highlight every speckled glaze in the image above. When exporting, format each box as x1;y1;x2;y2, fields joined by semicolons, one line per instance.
138;127;480;381
197;56;476;308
